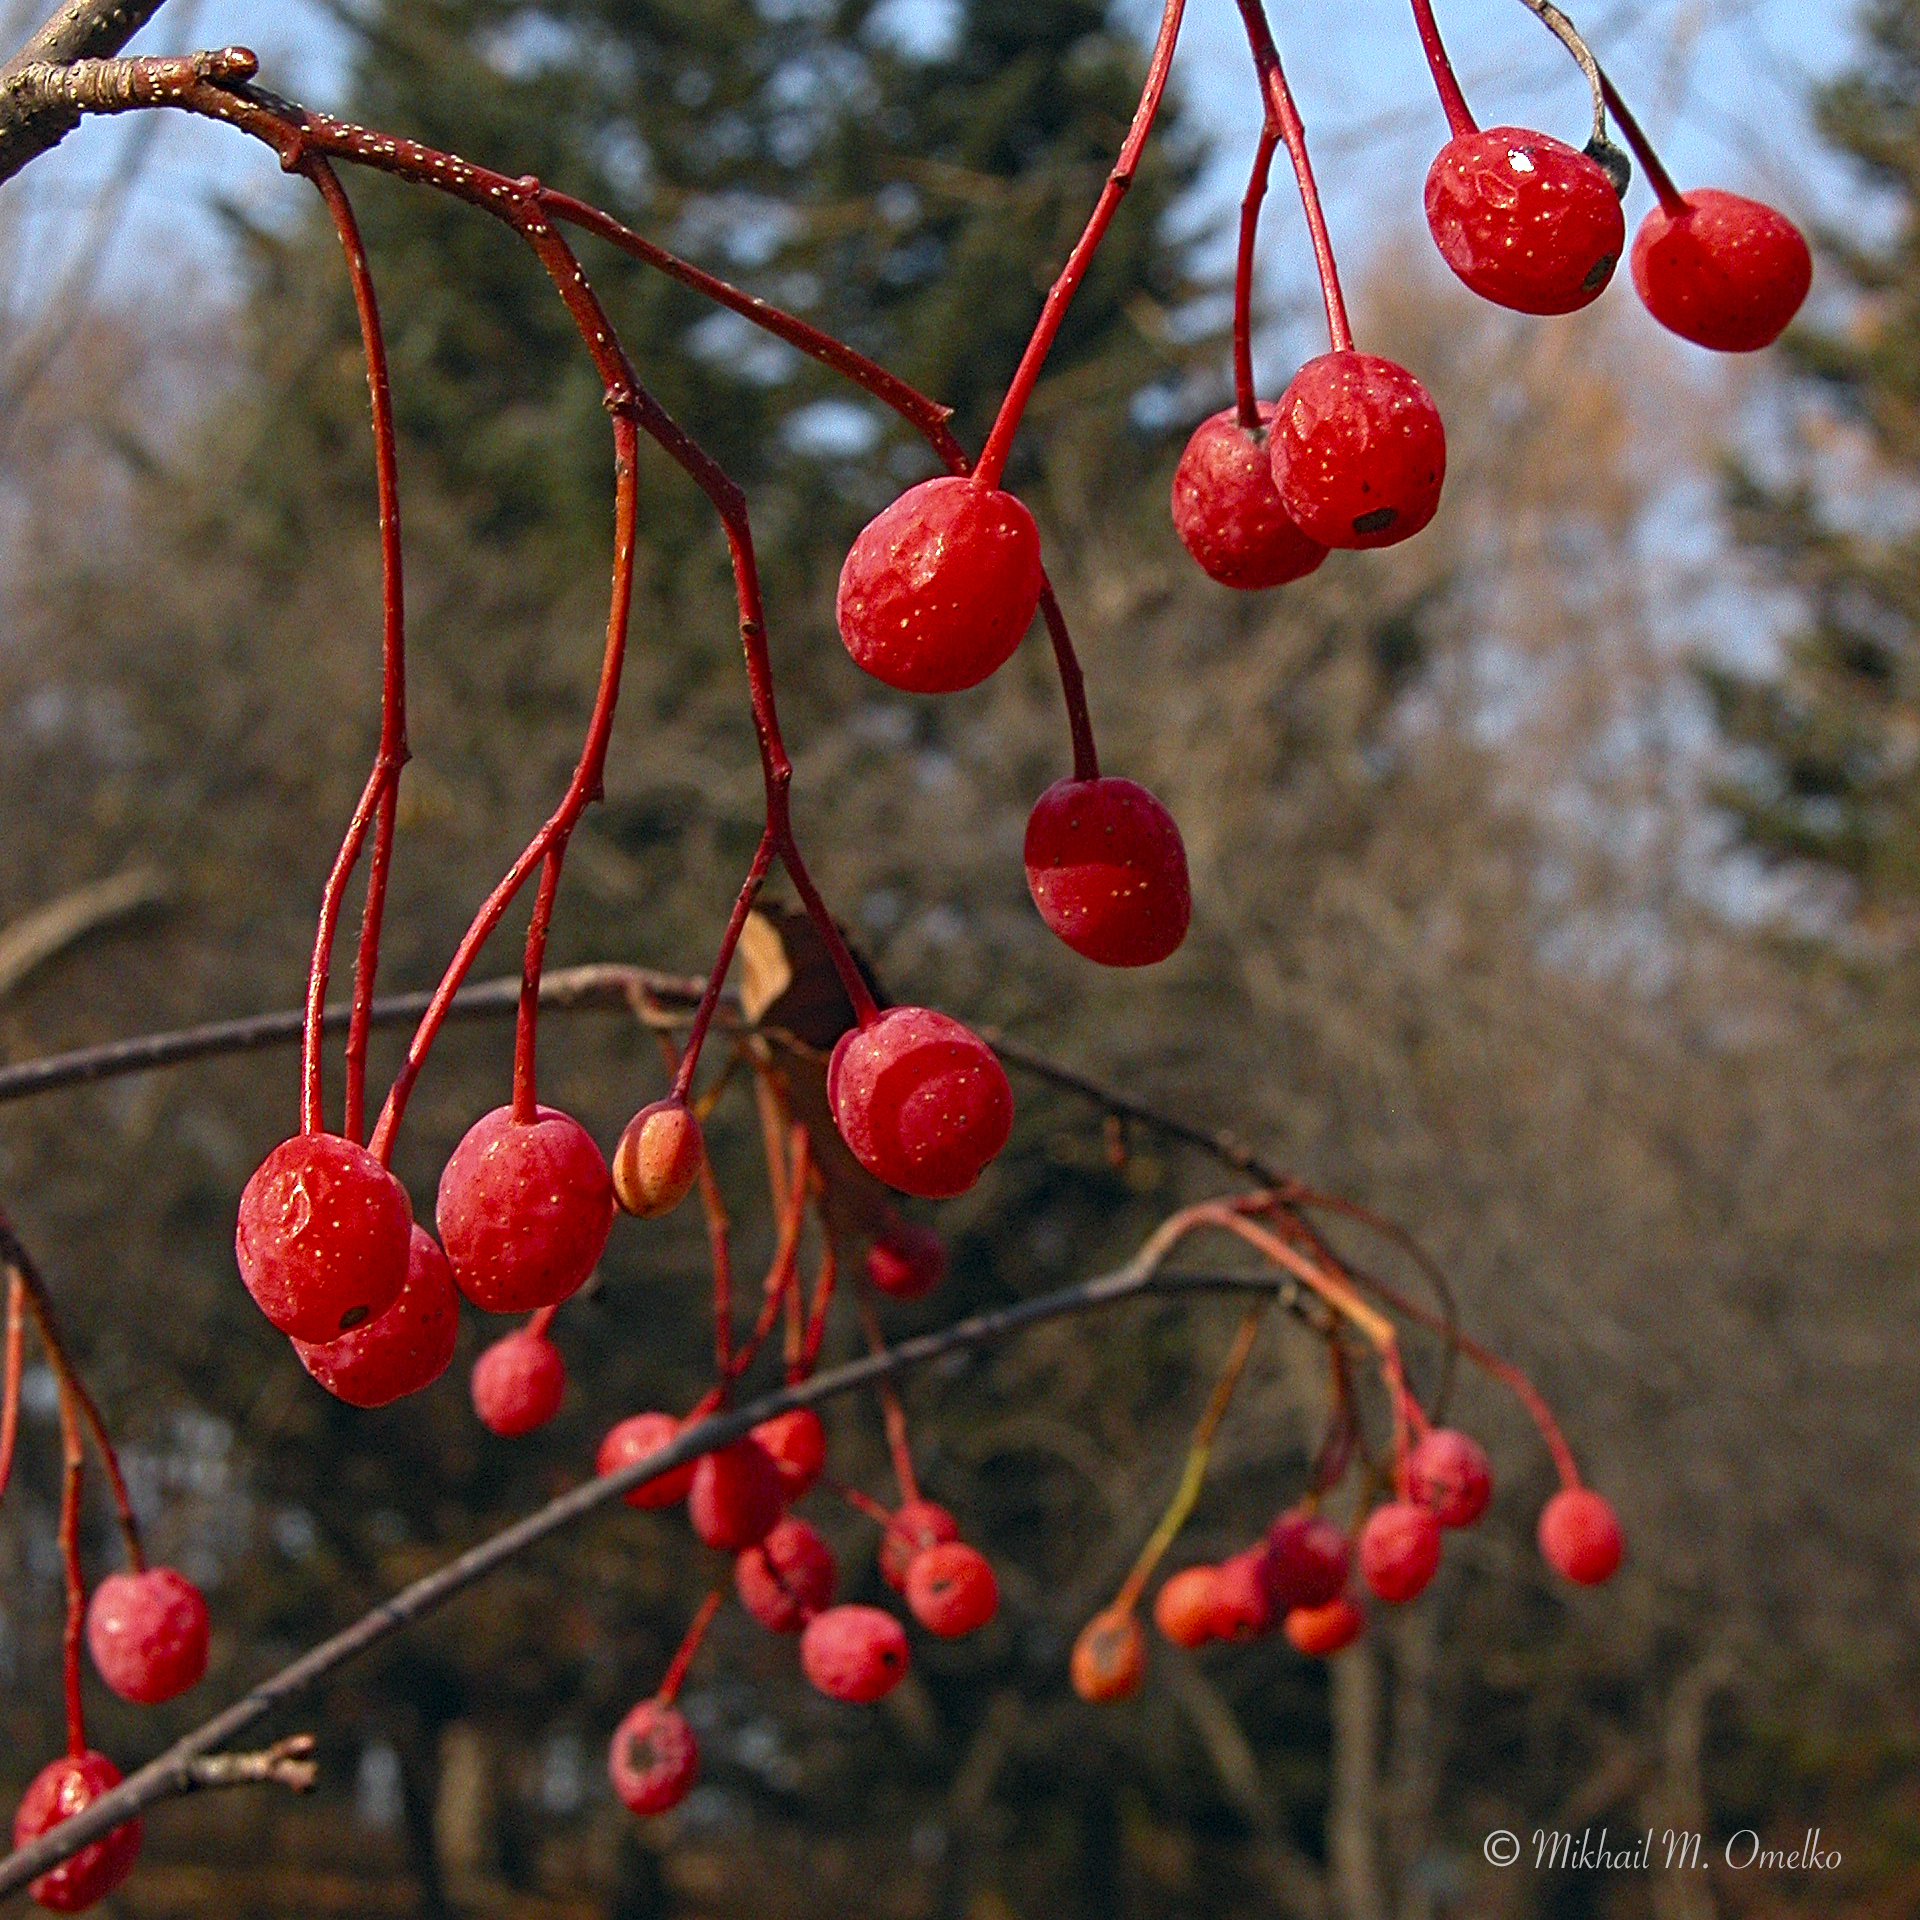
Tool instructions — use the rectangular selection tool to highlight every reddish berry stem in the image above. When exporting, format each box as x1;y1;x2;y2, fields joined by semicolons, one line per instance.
795;1240;837;1383
655;1587;726;1708
852;1285;921;1505
1232;127;1281;431
0;1274;22;1505
1405;0;1477;138
831;1480;897;1529
1595;67;1685;213
56;1386;86;1757
728;1130;810;1381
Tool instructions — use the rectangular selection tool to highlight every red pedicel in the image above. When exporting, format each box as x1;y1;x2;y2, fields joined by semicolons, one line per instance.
752;1407;827;1502
85;1567;210;1706
12;1751;142;1912
1630;189;1811;352
1170;405;1328;590
293;1224;459;1408
1261;1508;1351;1612
687;1436;785;1552
469;1329;565;1436
879;1498;959;1592
1537;1487;1623;1584
735;1516;837;1632
1406;1428;1493;1528
905;1541;999;1638
800;1604;910;1703
1284;1595;1366;1657
865;1220;947;1301
1069;1607;1145;1702
596;1412;696;1509
607;1699;698;1816
1152;1566;1218;1649
1023;776;1192;969
1358;1500;1444;1603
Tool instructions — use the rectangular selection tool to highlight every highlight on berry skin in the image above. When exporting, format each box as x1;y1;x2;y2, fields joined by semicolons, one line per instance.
11;1751;143;1913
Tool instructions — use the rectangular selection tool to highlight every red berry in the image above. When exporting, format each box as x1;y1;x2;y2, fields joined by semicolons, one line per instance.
235;1133;411;1342
905;1541;999;1638
1170;406;1328;590
688;1436;785;1552
1205;1547;1276;1642
752;1408;827;1502
1023;777;1192;969
1284;1595;1366;1658
611;1099;704;1219
12;1751;141;1912
469;1329;565;1436
1070;1607;1145;1702
84;1568;209;1706
1406;1428;1493;1528
596;1412;696;1509
607;1699;698;1816
1261;1509;1351;1612
836;475;1044;694
735;1516;837;1632
435;1104;613;1314
1358;1500;1444;1603
1537;1487;1623;1585
800;1604;910;1703
1424;127;1625;315
865;1221;947;1301
292;1224;460;1409
879;1498;959;1592
1269;351;1446;550
1630;188;1811;352
1152;1566;1218;1649
828;1008;1013;1199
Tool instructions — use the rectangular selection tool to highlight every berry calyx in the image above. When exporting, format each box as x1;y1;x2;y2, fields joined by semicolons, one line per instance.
864;1221;947;1301
596;1412;696;1509
828;1008;1013;1200
470;1329;565;1436
905;1541;999;1638
1262;1509;1351;1612
800;1603;910;1703
688;1436;785;1552
1069;1606;1145;1702
292;1224;460;1409
1023;776;1192;969
84;1567;209;1706
1204;1547;1276;1642
1406;1428;1493;1528
1424;127;1625;315
607;1699;698;1817
879;1498;959;1592
1169;406;1328;591
1284;1595;1366;1658
735;1516;837;1633
12;1751;142;1912
235;1132;411;1342
1358;1500;1444;1604
1629;189;1811;352
1537;1486;1623;1585
835;476;1044;695
1269;352;1447;550
1152;1567;1218;1649
611;1099;704;1219
435;1104;613;1314
752;1408;827;1502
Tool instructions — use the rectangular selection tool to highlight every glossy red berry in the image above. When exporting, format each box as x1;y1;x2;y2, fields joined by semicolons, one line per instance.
800;1603;910;1703
1152;1566;1218;1649
688;1436;785;1552
292;1224;460;1409
836;475;1044;694
1630;189;1811;352
607;1699;698;1816
596;1412;696;1509
1269;351;1446;550
611;1100;703;1220
865;1220;947;1301
879;1498;959;1592
1069;1607;1145;1702
735;1516;837;1632
752;1408;827;1502
1170;406;1328;590
1023;777;1192;969
470;1329;565;1436
84;1568;209;1706
905;1541;999;1638
1358;1500;1444;1603
1284;1595;1366;1658
828;1008;1013;1200
1537;1487;1623;1585
1425;127;1625;314
12;1751;142;1912
235;1132;411;1342
1205;1547;1276;1642
1406;1428;1493;1528
1261;1509;1351;1612
435;1104;613;1315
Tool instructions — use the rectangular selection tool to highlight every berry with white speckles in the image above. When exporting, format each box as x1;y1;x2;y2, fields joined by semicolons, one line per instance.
1023;775;1190;968
1170;406;1328;590
1630;189;1810;352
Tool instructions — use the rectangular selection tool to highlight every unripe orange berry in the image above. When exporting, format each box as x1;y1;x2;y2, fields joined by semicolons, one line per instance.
1152;1566;1218;1649
1070;1607;1145;1702
612;1100;704;1219
1284;1595;1366;1658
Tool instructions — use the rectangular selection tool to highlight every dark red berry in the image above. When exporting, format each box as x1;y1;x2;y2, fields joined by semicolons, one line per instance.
12;1751;142;1912
735;1517;837;1633
1269;352;1446;550
293;1224;460;1409
865;1220;947;1301
836;476;1044;694
1284;1595;1366;1657
1023;776;1191;969
1406;1428;1493;1528
469;1329;565;1436
596;1412;696;1509
607;1699;697;1816
84;1568;209;1706
1537;1487;1623;1585
1069;1607;1145;1702
1262;1509;1351;1612
1425;127;1624;315
1152;1566;1218;1649
905;1541;998;1638
235;1132;411;1342
752;1408;827;1502
828;1008;1013;1200
435;1104;613;1314
800;1604;910;1703
879;1498;959;1592
1358;1500;1444;1603
1205;1547;1276;1642
1630;189;1810;352
611;1099;703;1219
688;1437;785;1552
1170;406;1328;590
